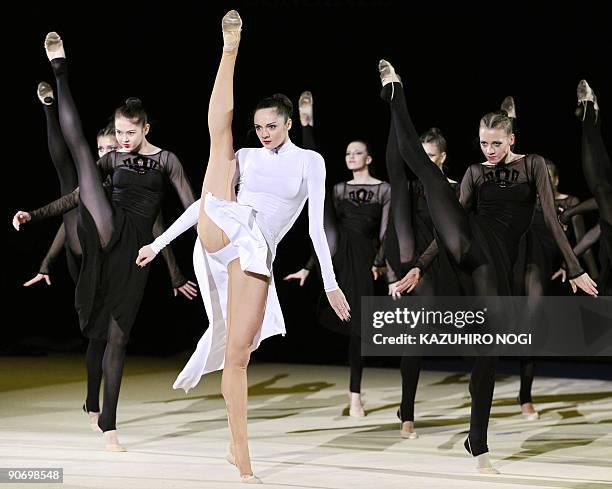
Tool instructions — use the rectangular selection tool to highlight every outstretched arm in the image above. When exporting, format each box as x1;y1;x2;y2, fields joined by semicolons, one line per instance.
152;212;187;288
306;152;350;321
306;154;338;291
137;199;200;267
533;156;597;295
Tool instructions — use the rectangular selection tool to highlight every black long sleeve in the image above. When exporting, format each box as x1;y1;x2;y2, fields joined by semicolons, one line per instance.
531;156;584;279
29;188;80;222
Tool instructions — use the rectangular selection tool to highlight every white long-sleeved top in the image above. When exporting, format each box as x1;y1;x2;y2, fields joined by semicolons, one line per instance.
151;138;338;291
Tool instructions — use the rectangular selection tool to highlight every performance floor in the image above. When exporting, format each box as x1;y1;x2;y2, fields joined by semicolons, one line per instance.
1;354;611;488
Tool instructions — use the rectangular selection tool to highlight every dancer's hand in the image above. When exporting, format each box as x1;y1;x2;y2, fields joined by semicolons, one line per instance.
283;268;310;286
13;211;31;231
558;210;570;226
136;245;157;267
569;272;598;296
23;273;51;287
372;265;386;281
396;267;421;294
326;288;351;322
551;268;566;282
388;282;402;300
174;280;198;300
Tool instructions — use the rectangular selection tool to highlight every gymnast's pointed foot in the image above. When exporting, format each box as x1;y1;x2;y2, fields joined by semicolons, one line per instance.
299;90;314;127
464;437;499;474
222;10;242;53
400;421;418;439
44;32;65;61
521;402;540;421
82;404;102;433
349;392;365;418
37;82;54;105
378;59;402;101
576;79;600;120
103;430;127;452
378;59;402;86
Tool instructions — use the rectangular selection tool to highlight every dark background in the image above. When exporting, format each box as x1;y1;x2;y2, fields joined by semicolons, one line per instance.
5;1;611;373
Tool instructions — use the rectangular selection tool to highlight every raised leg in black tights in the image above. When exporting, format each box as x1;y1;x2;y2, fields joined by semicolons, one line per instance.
581;102;612;226
42;99;81;255
383;81;497;456
51;57;114;247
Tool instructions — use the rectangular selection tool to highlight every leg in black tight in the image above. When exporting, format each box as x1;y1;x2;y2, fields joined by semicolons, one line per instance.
399;356;421;421
42;100;81;255
385;121;416;268
383;82;472;266
98;318;128;433
581;102;612;226
519;263;542;408
85;338;106;413
519;358;535;405
348;331;364;394
467;356;498;456
51;57;114;248
301;125;317;152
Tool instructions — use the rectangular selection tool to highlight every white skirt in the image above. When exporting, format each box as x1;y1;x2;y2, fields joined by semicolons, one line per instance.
172;194;286;393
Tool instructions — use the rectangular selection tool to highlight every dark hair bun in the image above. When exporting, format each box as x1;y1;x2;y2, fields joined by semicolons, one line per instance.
125;97;143;107
254;93;293;121
429;127;441;135
272;93;293;111
115;97;148;126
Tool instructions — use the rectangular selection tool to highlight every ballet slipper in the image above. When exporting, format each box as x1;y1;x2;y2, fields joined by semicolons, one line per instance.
222;10;242;53
475;453;500;474
577;80;600;121
82;404;102;433
348;392;365;418
464;437;499;474
103;430;127;452
240;474;262;484
400;421;419;439
44;32;65;61
37;82;54;105
500;96;516;118
298;90;314;126
378;59;402;86
521;402;540;421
